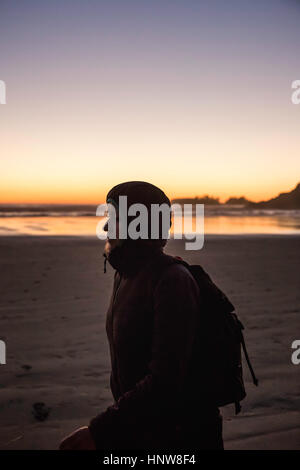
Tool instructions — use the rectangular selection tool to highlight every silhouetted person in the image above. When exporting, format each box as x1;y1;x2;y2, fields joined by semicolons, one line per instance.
60;181;223;450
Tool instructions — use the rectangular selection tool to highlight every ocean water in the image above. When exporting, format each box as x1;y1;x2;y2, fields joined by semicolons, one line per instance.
0;205;300;236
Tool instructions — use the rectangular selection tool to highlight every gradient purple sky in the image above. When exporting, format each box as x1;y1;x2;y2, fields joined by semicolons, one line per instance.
0;0;299;203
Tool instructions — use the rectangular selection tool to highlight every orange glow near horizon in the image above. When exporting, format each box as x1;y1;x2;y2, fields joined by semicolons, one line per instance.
0;180;299;205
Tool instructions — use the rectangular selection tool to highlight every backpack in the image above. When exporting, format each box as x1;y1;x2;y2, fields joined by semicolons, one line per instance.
153;253;258;414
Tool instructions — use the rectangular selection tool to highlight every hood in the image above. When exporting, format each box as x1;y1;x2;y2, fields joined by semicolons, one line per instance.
107;181;171;210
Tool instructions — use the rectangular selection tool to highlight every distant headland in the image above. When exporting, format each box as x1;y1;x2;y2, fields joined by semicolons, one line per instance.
172;182;300;209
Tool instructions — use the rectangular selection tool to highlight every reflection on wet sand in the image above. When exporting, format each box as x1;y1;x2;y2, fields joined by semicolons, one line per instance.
0;213;300;236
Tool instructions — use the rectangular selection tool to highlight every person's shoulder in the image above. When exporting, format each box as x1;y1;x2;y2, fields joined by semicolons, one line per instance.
153;258;200;306
157;258;198;289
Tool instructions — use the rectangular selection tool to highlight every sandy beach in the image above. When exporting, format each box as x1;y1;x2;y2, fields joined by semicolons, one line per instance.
0;235;299;450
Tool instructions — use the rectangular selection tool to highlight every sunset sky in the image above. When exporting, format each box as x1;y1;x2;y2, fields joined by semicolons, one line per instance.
0;0;299;204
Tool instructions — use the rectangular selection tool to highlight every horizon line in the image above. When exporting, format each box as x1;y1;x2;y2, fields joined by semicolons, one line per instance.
0;181;299;207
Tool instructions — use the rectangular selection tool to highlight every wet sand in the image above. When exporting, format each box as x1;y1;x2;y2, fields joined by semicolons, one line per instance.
0;235;299;450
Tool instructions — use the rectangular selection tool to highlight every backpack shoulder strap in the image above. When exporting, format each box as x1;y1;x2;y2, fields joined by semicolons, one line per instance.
146;253;192;295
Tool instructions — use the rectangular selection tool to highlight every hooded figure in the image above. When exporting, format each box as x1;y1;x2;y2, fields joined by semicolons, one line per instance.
102;181;172;275
60;181;223;450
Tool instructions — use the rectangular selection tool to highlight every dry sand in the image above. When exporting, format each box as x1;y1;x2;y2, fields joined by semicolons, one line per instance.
0;235;299;450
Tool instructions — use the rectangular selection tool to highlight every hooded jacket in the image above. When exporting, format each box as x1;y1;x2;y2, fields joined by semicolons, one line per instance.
89;182;221;449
